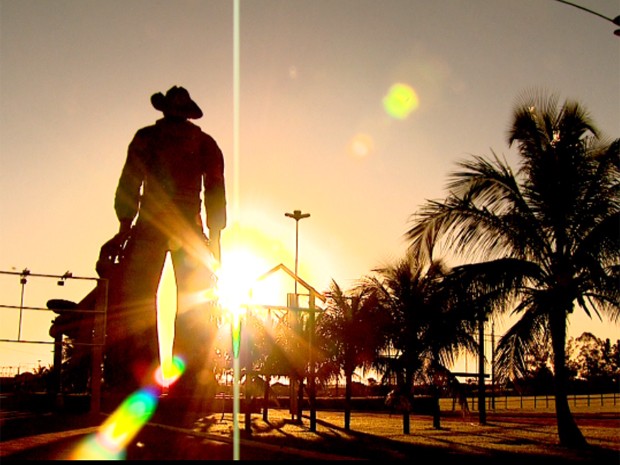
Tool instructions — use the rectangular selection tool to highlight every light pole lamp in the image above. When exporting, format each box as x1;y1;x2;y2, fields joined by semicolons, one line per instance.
285;210;311;296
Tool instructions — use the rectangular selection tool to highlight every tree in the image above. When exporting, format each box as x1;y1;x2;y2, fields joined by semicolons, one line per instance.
566;332;620;391
406;91;620;447
318;280;388;431
362;257;477;431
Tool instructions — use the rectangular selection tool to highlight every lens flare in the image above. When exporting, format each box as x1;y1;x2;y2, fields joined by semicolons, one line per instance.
383;83;419;119
154;355;186;387
203;245;272;327
348;133;374;158
210;251;254;358
69;387;159;460
69;434;124;460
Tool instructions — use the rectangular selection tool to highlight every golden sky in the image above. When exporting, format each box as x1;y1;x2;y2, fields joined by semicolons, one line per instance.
1;0;618;371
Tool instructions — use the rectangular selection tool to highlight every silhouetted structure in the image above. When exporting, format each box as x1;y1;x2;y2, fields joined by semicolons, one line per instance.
103;86;227;396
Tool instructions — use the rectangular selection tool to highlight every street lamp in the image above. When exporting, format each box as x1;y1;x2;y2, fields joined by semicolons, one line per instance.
555;0;620;36
284;210;311;296
284;209;310;424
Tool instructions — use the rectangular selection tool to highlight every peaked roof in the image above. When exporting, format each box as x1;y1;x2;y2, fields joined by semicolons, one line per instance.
254;263;326;303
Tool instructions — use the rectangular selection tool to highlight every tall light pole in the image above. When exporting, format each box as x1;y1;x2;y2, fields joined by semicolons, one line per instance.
284;209;310;424
285;210;310;296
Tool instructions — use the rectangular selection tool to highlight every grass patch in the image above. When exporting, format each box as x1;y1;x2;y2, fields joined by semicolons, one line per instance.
182;405;619;461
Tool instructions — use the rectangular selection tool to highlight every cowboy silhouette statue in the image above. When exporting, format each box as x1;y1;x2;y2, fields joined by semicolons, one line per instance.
100;86;227;399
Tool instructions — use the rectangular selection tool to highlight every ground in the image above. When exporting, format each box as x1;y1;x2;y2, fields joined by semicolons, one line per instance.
1;401;619;462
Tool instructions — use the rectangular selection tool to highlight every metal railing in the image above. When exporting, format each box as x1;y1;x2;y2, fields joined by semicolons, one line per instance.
459;392;619;411
0;269;108;413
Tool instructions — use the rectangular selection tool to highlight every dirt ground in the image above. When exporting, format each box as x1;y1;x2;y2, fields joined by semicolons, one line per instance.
2;403;619;462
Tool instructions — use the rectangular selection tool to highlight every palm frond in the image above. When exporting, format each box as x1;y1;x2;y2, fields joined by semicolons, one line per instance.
494;301;549;382
407;154;556;265
446;258;544;318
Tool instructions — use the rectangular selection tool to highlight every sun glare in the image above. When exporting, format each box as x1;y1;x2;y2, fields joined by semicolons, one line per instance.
215;248;265;311
156;221;294;368
218;221;294;308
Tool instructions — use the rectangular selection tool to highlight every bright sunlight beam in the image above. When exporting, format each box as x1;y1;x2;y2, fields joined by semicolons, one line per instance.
157;253;177;386
156;220;294;372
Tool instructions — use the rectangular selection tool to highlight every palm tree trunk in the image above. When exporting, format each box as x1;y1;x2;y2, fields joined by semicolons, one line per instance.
297;377;304;421
263;375;270;422
549;309;587;448
402;371;411;434
344;370;352;431
402;410;410;434
431;384;441;429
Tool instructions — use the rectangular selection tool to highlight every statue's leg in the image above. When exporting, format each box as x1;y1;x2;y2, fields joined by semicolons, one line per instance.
170;240;218;398
107;227;167;394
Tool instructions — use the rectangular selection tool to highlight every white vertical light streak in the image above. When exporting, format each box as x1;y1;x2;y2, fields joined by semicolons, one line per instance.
232;0;241;460
232;0;240;224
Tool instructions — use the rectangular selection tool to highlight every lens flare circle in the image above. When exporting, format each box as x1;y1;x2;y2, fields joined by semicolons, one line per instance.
154;355;186;387
99;388;158;450
348;133;374;158
69;387;159;460
383;83;419;119
69;433;125;460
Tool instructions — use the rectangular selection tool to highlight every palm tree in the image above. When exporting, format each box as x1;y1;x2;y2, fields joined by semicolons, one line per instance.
318;280;388;431
406;91;619;447
363;257;477;431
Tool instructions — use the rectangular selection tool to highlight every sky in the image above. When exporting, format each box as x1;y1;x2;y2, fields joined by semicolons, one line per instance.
1;0;619;374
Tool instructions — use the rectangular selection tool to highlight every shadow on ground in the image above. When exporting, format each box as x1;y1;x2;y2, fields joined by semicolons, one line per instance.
2;408;618;462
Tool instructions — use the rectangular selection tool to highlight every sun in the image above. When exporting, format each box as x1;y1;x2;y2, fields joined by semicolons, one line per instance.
215;247;276;311
156;220;294;376
219;221;294;306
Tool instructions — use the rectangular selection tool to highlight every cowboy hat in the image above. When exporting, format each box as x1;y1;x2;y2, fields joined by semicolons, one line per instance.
151;86;203;119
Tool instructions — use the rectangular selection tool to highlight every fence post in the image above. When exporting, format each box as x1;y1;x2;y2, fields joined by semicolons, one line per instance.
90;279;107;415
308;293;317;432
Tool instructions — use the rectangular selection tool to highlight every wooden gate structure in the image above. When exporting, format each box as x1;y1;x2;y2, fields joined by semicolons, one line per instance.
244;263;325;432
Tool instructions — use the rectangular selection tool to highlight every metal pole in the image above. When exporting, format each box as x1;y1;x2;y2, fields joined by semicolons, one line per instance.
554;0;620;36
17;270;29;341
491;322;495;410
284;210;310;295
294;220;299;294
18;281;25;341
478;316;486;425
284;210;310;423
309;294;316;432
91;279;107;415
